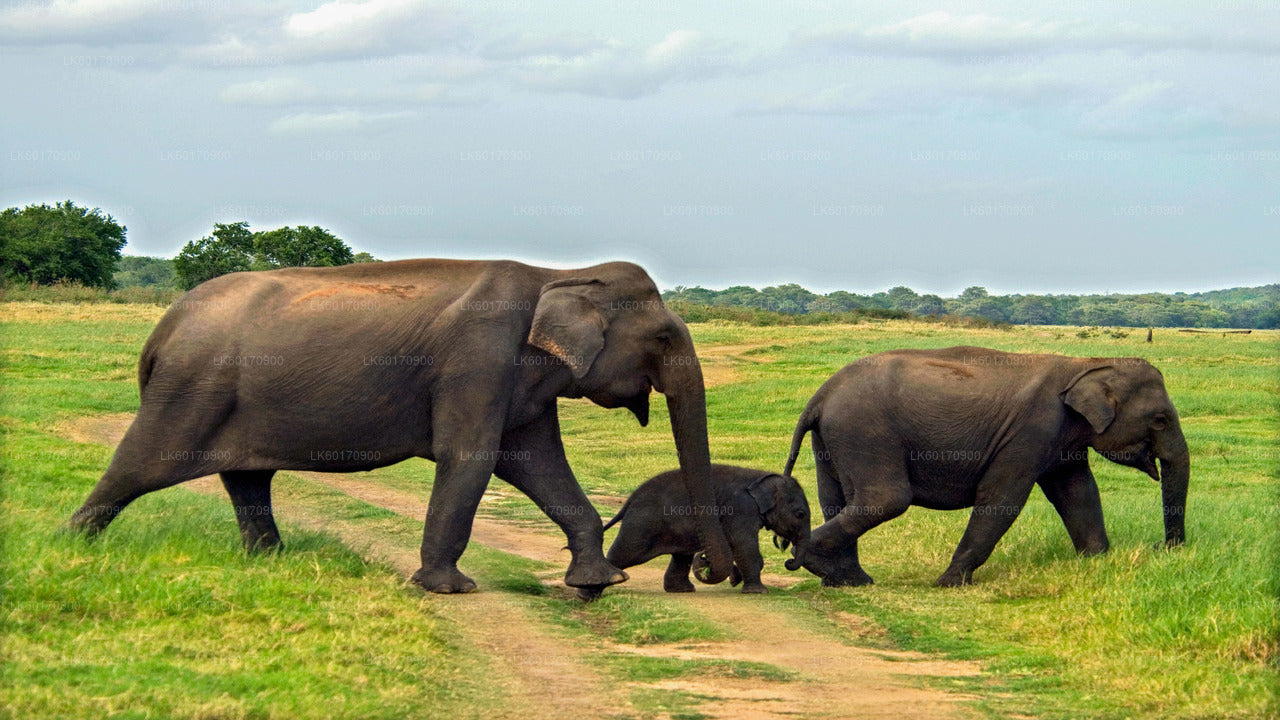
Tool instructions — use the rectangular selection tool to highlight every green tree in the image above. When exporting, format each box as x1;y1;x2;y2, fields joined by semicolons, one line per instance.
173;223;361;290
885;286;919;311
0;200;127;287
173;222;255;290
352;251;381;264
913;294;946;316
114;256;175;288
253;225;353;270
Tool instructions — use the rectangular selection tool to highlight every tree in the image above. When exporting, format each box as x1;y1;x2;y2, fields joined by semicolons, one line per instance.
173;222;255;290
173;222;362;290
913;294;946;316
114;255;175;288
352;251;381;264
885;286;919;311
1010;296;1055;325
959;286;989;301
0;200;127;287
253;225;353;269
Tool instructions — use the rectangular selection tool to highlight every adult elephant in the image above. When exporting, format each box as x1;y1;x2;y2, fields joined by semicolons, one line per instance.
67;259;735;595
783;346;1189;587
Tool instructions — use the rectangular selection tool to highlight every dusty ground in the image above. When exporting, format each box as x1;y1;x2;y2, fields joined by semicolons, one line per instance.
62;412;981;720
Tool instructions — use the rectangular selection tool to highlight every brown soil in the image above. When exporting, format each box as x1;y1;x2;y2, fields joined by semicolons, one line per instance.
61;413;980;720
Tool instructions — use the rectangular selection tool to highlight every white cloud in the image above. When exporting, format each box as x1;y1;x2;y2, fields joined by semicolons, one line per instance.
481;32;606;61
268;110;415;134
184;0;465;67
794;12;1280;61
0;0;218;44
220;77;475;107
513;30;747;99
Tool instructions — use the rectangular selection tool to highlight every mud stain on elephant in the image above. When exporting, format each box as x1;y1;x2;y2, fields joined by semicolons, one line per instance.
61;412;980;720
292;283;416;305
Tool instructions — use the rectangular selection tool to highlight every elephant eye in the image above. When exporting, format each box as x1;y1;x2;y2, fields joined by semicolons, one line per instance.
1152;413;1168;430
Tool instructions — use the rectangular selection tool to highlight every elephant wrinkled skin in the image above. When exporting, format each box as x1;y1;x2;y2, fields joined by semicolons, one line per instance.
784;346;1189;587
67;259;736;594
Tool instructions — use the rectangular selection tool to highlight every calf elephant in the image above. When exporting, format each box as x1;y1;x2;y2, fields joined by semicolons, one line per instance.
67;259;736;594
784;346;1189;587
588;464;811;597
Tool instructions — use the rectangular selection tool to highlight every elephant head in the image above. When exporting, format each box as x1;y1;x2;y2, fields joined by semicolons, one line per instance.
748;473;812;571
1063;359;1189;546
527;263;735;583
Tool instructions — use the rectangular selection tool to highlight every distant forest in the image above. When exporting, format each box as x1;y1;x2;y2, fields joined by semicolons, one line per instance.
661;283;1280;329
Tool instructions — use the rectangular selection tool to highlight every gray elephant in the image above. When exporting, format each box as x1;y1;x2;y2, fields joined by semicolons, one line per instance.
784;346;1189;587
67;259;737;594
585;464;810;597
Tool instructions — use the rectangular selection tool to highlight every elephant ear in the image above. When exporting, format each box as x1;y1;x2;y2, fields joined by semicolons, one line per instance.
528;279;606;380
1063;366;1117;434
746;474;777;517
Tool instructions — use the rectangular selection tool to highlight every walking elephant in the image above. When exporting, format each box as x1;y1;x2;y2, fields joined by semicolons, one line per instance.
67;259;736;594
588;464;811;597
783;346;1189;587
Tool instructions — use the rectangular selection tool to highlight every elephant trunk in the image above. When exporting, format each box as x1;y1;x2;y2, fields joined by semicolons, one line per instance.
661;327;733;584
1154;422;1190;547
785;533;810;571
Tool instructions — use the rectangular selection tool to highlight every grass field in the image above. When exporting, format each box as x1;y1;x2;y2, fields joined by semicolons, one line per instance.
2;301;1276;719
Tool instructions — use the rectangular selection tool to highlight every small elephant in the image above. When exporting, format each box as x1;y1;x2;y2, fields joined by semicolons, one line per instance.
786;346;1189;588
589;464;811;597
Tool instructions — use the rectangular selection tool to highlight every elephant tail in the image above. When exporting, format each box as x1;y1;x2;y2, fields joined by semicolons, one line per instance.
783;401;821;477
601;497;632;533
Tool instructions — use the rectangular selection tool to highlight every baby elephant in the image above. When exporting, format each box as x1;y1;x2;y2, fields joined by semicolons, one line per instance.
591;464;811;597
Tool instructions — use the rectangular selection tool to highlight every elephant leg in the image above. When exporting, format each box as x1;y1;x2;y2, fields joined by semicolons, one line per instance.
812;432;846;522
727;518;767;593
664;554;696;593
807;462;912;587
493;410;627;591
937;462;1037;587
412;401;505;594
220;470;281;552
1037;461;1109;556
68;408;223;536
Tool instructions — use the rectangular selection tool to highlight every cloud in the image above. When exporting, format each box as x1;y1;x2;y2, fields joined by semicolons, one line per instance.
220;77;476;106
268;110;415;134
793;12;1280;61
480;32;606;61
512;30;748;99
184;0;466;67
0;0;223;45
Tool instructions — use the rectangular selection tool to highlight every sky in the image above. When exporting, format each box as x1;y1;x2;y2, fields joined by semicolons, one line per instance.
2;0;1277;296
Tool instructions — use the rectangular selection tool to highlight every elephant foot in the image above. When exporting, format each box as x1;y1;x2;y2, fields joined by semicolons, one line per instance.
242;532;283;554
412;566;478;594
740;582;768;594
575;586;606;602
565;556;628;589
821;571;873;588
934;568;973;587
663;577;696;593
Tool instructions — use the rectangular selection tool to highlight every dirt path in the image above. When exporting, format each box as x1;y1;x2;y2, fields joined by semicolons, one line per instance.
62;414;980;720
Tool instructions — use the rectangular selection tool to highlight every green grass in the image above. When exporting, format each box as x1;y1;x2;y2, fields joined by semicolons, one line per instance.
3;302;1276;719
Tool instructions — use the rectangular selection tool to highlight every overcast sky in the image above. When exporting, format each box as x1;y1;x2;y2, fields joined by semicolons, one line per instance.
2;1;1277;295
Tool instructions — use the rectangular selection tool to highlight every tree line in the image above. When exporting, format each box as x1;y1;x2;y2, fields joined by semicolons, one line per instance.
2;201;1273;328
0;201;375;292
662;283;1279;329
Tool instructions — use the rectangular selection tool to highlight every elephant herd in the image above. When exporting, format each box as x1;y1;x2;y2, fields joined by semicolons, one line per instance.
67;259;1189;596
